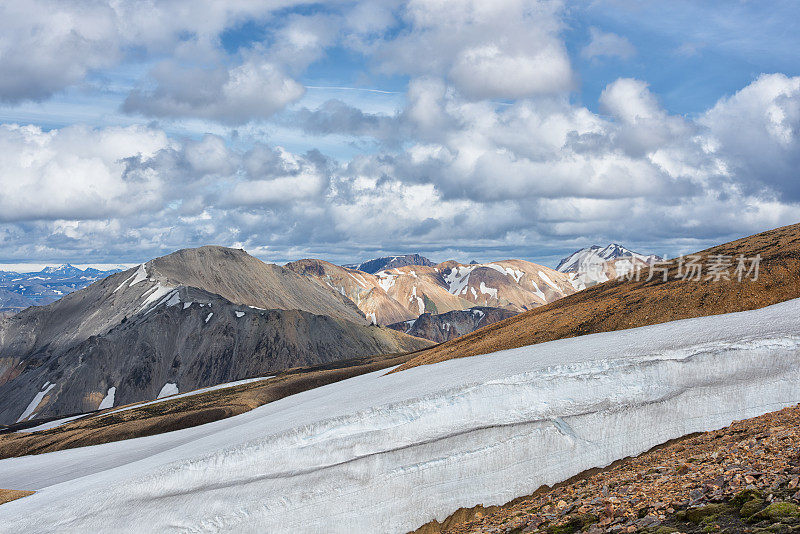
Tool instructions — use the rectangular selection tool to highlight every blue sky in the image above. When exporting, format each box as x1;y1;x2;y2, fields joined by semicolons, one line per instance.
0;0;798;269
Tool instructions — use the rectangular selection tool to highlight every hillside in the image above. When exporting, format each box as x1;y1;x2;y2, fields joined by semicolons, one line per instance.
395;222;800;372
417;403;800;533
0;246;431;425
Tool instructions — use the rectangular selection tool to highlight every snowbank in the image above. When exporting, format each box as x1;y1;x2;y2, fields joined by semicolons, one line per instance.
2;298;800;533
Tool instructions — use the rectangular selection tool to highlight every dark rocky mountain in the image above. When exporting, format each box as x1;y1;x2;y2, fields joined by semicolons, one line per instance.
0;246;432;425
344;253;434;274
387;306;518;343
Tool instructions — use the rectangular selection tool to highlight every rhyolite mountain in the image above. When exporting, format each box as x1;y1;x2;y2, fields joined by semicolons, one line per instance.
0;246;431;425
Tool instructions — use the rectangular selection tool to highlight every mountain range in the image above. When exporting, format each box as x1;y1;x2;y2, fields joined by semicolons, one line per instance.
0;242;660;425
0;247;430;425
0;264;122;312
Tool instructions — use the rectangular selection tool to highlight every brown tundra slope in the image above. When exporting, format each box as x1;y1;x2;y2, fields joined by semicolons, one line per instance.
395;221;800;373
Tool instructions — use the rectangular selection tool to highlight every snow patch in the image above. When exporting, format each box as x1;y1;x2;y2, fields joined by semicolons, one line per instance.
102;376;276;417
98;387;116;410
235;311;245;318
16;383;56;422
376;271;398;292
17;414;86;433
157;383;179;399
128;264;148;287
479;281;498;299
205;312;213;323
538;270;560;290
531;281;546;301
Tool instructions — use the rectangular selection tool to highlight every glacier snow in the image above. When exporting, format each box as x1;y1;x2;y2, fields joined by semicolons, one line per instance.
2;298;800;532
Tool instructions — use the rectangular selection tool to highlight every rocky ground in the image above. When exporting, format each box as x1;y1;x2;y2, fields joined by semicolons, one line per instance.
416;404;800;534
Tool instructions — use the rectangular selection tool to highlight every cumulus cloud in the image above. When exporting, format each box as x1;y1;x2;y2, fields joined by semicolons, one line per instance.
581;27;636;60
0;1;298;104
374;0;573;99
1;3;799;265
700;73;800;200
123;57;305;125
0;124;169;222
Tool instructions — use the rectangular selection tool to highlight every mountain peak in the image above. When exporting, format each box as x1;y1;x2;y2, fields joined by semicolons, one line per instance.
344;253;434;274
556;243;662;273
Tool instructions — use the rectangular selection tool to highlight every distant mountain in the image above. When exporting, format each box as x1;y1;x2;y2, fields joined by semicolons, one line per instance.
285;259;416;326
0;264;122;309
556;243;663;290
289;258;576;332
0;288;34;312
344;253;434;274
387;306;518;343
0;246;431;425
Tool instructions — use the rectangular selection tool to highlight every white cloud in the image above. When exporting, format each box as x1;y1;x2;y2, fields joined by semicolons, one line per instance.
0;1;302;104
123;56;305;125
375;0;573;99
599;78;662;123
581;27;636;60
0;124;169;222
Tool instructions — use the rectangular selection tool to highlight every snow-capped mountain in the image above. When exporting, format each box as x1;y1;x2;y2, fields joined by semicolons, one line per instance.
0;264;122;312
556;243;663;290
344;253;434;274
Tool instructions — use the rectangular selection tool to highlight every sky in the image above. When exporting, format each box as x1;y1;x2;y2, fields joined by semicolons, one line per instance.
0;0;798;269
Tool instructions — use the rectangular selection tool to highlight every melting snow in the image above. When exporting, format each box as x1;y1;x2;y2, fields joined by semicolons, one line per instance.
137;284;176;314
113;264;148;293
128;264;148;287
98;387;116;410
409;286;425;315
182;302;192;310
157;383;179;399
376;271;398;292
531;281;546;301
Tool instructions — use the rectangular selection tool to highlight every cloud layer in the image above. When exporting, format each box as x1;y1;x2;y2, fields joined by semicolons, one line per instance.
0;1;798;265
